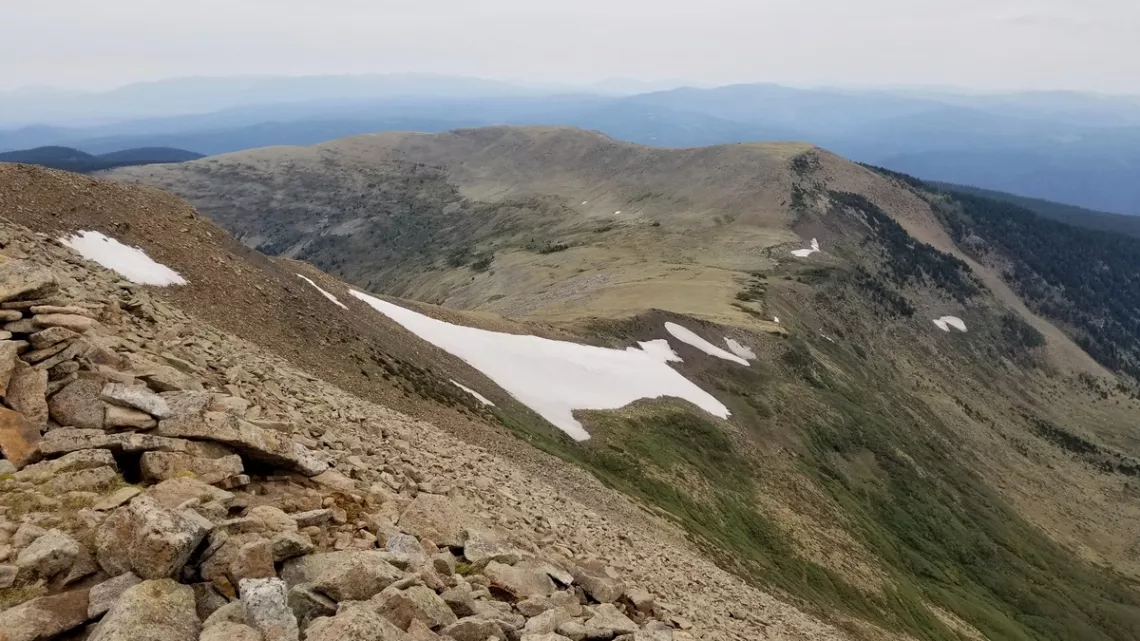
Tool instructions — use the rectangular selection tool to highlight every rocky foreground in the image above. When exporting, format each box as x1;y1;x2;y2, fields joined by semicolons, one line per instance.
0;221;851;641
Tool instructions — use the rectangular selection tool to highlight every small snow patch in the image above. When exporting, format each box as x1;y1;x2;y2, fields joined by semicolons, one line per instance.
634;339;682;363
59;230;186;286
933;316;967;332
773;316;781;324
724;338;757;361
451;380;495;406
665;322;750;366
614;211;622;215
349;291;730;441
791;238;821;258
297;274;348;309
581;201;588;205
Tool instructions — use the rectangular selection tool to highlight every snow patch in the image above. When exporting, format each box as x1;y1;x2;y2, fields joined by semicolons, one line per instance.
724;338;757;361
664;322;750;366
933;316;968;332
791;238;821;258
451;380;495;406
581;201;588;205
634;339;682;363
296;274;348;309
614;210;622;215
59;230;186;286
349;291;730;441
773;316;780;324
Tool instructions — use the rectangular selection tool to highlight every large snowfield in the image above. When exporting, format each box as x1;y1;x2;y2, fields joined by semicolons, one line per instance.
60;230;186;286
349;291;731;441
297;274;348;309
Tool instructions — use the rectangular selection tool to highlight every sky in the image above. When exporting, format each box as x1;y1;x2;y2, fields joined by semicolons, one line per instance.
1;0;1138;93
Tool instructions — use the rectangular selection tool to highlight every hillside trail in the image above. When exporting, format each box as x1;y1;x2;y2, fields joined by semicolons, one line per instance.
0;165;869;640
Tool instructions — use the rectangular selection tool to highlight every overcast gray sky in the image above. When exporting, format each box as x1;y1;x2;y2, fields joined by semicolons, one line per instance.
2;0;1138;93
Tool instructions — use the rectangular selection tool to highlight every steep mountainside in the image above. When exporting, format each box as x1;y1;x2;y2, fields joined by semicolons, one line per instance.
0;146;203;173
66;130;1140;640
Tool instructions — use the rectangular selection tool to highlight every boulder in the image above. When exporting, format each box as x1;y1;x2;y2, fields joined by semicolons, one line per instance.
287;583;337;631
88;579;199;641
0;340;19;396
33;313;96;333
94;486;142;511
373;586;458;631
15;528;81;580
281;551;402;602
27;326;77;350
439;617;505;641
462;528;520;566
305;606;413;641
292;509;333;528
0;564;16;588
0;261;57;303
240;577;299;641
571;565;625;604
584;604;639;638
156;413;327;476
230;539;276;582
0;406;42;469
87;572;142;619
38;427;190;456
104;404;158;429
245;505;300;533
635;621;674;641
623;587;655;615
101;382;173;418
0;589;89;641
139;451;244;485
43;465;119;494
311;468;357;493
96;495;210;579
270;531;315;562
48;379;105;429
522;608;572;636
386;533;427;569
145;476;234;509
199;621;263;641
397;494;470;548
439;584;478;618
16;449;114;485
517;591;581;618
5;361;48;425
21;340;72;364
483;561;557;599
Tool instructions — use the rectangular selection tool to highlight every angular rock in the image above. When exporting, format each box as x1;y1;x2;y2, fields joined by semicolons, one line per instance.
584;604;638;637
21;339;72;364
374;585;458;631
462;528;520;565
88;572;142;619
27;326;77;350
292;509;333;528
33;339;93;372
145;476;234;509
306;607;413;641
246;505;300;533
48;379;105;429
623;587;655;615
13;522;47;548
44;465;119;494
5;361;48;425
0;406;42;469
4;318;39;334
101;382;173;418
38;427;190;456
140;451;244;485
439;617;504;641
386;533;427;570
0;590;89;641
271;531;315;562
281;551;402;602
0;339;19;396
33;313;96;333
202;601;246;629
397;494;470;548
522;635;574;641
556;621;588;641
0;261;58;304
96;495;210;579
139;365;203;393
89;579;199;641
200;621;263;641
15;528;81;580
191;581;229;621
104;404;158;429
523;608;572;636
287;583;337;631
231;539;276;582
439;584;478;618
29;305;92;316
12;447;117;481
312;468;357;493
0;563;16;588
407;619;442;641
635;621;674;641
571;565;626;604
156;413;327;476
517;591;582;618
241;577;299;641
94;486;142;511
483;561;557;599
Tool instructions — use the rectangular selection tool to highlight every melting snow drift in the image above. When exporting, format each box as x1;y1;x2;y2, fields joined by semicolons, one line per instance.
349;291;730;441
724;338;757;361
933;316;968;332
297;274;348;309
664;322;750;366
60;231;186;286
791;238;821;258
451;380;495;406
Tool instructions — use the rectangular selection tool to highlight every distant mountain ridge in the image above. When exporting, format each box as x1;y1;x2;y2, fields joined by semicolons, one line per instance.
0;145;202;173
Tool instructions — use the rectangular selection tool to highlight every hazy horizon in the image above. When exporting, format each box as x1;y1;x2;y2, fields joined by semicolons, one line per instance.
3;0;1138;94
